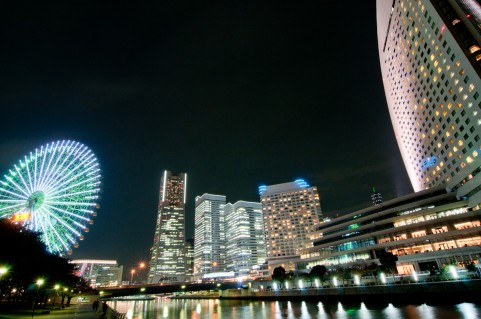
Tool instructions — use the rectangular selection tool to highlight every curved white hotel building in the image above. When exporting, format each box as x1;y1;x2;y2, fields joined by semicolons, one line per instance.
378;0;481;206
296;1;481;275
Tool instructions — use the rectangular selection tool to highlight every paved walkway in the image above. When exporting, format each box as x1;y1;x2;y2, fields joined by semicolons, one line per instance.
0;303;100;319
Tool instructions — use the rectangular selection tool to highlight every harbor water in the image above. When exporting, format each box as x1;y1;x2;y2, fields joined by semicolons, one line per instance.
109;298;481;319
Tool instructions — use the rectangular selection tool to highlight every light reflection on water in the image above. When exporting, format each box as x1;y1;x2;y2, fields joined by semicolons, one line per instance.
109;298;481;319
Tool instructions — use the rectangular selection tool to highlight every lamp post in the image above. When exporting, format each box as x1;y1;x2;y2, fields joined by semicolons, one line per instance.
51;285;60;310
0;266;8;297
0;266;8;280
130;269;136;285
32;278;44;317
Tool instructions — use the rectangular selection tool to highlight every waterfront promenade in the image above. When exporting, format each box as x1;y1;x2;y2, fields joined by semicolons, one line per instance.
0;303;99;319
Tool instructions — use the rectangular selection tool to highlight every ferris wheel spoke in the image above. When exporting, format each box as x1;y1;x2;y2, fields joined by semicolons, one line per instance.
43;203;91;222
4;175;31;198
38;207;70;252
37;141;66;191
37;141;74;190
43;155;97;194
24;155;35;194
42;143;92;191
36;145;49;191
44;199;97;207
41;206;83;237
47;174;100;197
37;142;59;191
14;164;32;194
0;187;28;200
42;152;95;194
47;188;100;200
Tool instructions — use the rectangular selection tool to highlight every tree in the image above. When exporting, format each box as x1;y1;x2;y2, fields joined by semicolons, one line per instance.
377;249;398;273
309;265;327;279
272;266;286;285
0;219;82;309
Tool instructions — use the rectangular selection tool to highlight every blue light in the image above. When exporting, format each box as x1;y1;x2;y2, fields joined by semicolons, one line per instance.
258;185;267;195
295;179;309;188
421;156;438;169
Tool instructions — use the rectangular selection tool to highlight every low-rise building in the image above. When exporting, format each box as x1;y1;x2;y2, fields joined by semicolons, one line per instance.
70;259;123;288
299;186;481;274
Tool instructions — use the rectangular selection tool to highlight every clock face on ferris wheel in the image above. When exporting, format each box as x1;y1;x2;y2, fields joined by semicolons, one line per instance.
0;140;102;256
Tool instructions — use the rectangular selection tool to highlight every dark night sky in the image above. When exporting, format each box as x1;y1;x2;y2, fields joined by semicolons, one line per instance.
0;1;412;276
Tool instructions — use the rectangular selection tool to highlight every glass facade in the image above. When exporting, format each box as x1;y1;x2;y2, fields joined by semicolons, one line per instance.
148;171;187;283
193;194;226;280
224;201;267;276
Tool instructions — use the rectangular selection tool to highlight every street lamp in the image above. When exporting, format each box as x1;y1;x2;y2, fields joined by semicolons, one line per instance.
32;278;45;317
130;269;136;285
0;266;8;279
51;285;60;310
0;266;8;296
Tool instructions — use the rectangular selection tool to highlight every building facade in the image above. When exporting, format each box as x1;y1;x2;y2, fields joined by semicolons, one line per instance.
299;186;481;274
194;194;226;280
259;179;322;269
148;171;187;284
185;238;194;282
224;201;267;277
70;259;123;288
377;0;481;206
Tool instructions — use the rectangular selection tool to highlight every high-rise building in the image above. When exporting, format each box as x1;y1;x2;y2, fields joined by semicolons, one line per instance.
148;171;187;284
224;201;267;276
377;0;481;206
371;187;383;205
194;194;226;280
259;179;322;269
70;260;123;288
185;238;195;282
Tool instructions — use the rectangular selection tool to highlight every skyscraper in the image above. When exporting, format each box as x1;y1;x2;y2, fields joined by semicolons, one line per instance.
371;187;383;205
148;171;187;284
194;193;226;280
259;179;322;269
377;0;481;206
224;201;267;276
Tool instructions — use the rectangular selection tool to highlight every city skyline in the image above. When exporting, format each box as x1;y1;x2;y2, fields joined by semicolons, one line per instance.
0;2;412;271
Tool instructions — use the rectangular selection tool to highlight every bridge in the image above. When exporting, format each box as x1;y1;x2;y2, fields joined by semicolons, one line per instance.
100;282;242;298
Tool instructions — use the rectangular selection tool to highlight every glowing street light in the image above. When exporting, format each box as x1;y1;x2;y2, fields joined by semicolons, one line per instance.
380;272;386;284
412;270;418;282
51;285;60;310
333;277;338;287
130;269;136;285
450;266;458;279
0;266;8;278
32;278;45;317
354;275;360;285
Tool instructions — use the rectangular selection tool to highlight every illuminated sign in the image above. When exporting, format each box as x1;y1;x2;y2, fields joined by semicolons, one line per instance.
11;212;30;222
421;156;437;169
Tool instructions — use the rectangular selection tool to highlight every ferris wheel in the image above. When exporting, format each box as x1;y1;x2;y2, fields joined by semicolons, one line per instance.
0;140;102;256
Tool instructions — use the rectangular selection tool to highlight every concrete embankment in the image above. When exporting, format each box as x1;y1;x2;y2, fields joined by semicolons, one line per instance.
172;279;481;302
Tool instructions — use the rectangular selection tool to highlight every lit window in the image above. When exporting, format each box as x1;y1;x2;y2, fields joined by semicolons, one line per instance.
469;45;481;54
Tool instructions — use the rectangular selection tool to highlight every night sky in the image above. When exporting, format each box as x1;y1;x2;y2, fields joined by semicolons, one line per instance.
0;1;412;277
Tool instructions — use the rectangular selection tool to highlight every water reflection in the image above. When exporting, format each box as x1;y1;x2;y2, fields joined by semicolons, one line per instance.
109;298;481;319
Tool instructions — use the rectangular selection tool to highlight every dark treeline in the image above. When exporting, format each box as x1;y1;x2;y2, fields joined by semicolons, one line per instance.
0;219;88;309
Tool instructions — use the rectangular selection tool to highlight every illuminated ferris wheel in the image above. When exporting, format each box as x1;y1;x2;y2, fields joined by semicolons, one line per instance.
0;140;102;256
